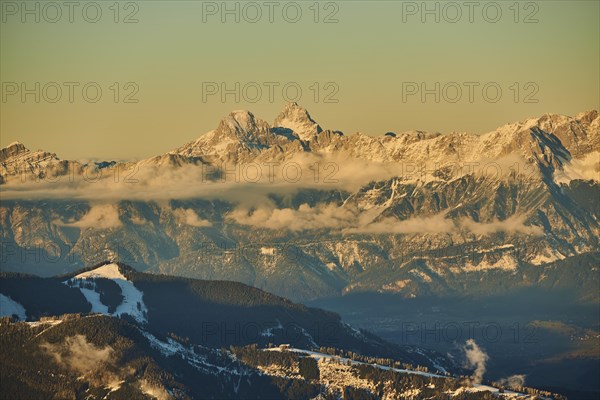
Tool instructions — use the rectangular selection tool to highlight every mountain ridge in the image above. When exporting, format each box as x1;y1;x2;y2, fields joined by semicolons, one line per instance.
0;106;598;302
2;105;598;184
0;261;450;368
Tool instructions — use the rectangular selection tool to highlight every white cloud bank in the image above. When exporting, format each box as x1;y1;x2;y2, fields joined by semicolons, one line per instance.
55;204;122;229
173;208;212;227
227;202;543;236
555;151;600;183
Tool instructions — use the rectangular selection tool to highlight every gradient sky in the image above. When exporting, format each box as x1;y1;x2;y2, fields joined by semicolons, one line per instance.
1;0;598;160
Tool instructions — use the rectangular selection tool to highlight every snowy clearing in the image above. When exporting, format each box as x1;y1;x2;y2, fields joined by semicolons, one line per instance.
64;263;148;324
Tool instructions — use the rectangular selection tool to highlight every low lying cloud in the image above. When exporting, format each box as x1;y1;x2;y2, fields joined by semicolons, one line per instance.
460;215;544;236
463;339;489;385
173;208;212;227
227;202;357;231
41;334;113;375
0;151;541;203
227;202;543;236
497;374;526;389
0;154;377;202
55;204;122;229
555;151;600;183
41;333;131;391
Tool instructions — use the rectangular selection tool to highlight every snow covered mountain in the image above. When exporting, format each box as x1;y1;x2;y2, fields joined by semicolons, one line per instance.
1;105;597;184
273;101;323;140
161;105;598;179
0;105;598;301
0;141;64;184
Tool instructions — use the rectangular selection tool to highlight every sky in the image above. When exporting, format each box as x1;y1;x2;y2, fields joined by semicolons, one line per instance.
1;0;599;160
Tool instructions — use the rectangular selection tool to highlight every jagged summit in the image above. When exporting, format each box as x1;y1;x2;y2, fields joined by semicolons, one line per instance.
214;109;271;142
273;101;323;140
0;141;28;162
2;107;598;185
2;141;24;150
0;141;64;183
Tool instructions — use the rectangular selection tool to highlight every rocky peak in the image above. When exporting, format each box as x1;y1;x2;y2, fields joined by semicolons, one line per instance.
208;110;273;147
218;110;269;137
0;141;65;183
0;141;29;162
533;112;599;158
576;110;599;125
273;102;323;141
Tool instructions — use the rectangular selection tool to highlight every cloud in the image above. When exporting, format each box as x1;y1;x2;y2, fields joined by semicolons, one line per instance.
173;208;212;227
555;151;600;183
459;215;543;236
228;202;542;237
41;334;113;375
0;150;547;237
497;374;526;389
55;204;121;229
0;153;407;202
41;333;129;390
0;150;547;205
227;201;456;234
227;202;356;231
463;339;489;384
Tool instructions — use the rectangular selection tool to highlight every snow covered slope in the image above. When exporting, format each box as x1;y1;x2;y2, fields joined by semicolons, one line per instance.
0;293;26;320
64;263;148;323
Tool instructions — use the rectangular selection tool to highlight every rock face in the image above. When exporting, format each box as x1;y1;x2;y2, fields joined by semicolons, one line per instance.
1;105;599;301
273;101;323;140
2;104;598;183
0;141;63;183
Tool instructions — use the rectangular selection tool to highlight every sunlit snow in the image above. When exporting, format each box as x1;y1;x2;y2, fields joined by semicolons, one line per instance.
64;263;148;324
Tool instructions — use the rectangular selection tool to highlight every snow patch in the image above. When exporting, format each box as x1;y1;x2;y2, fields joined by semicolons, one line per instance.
0;293;27;320
141;330;241;376
464;254;518;272
380;279;411;292
64;263;148;324
529;248;566;266
260;247;276;256
260;320;283;337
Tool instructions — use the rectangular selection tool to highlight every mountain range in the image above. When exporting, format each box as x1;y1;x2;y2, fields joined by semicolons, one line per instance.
0;104;598;302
